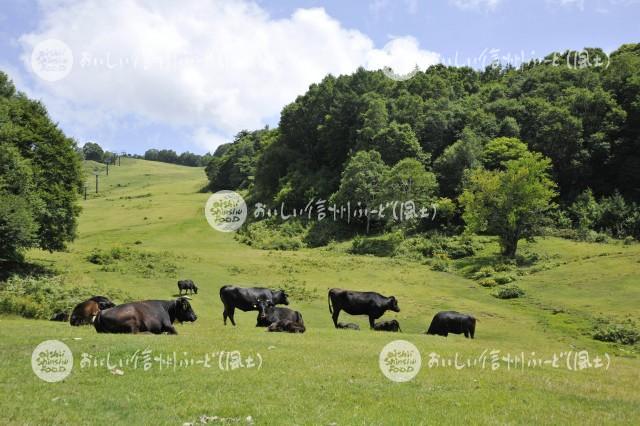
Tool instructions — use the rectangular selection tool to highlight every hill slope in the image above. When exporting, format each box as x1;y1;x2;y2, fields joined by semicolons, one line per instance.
1;158;638;425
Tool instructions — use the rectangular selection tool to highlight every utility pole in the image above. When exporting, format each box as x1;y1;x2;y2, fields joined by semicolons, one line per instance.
106;160;110;176
84;186;87;200
95;174;99;193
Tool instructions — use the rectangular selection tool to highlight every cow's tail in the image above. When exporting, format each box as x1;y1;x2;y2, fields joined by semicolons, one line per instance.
398;324;403;333
327;290;333;314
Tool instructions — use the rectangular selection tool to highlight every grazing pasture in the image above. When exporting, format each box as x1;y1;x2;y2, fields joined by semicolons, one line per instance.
1;159;639;424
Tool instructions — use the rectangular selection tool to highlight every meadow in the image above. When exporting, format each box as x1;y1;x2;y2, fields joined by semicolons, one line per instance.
1;158;639;425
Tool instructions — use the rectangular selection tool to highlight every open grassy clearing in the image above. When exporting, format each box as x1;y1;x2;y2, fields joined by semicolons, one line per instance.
1;158;638;425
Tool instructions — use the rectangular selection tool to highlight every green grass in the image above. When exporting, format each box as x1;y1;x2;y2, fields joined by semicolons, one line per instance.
1;158;639;425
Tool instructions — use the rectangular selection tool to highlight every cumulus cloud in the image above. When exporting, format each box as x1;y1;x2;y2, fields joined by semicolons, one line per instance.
19;0;440;152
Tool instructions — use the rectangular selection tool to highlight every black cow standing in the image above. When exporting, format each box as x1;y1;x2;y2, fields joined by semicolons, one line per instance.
426;311;477;339
177;279;198;295
255;299;303;328
373;319;402;332
328;288;400;329
219;285;289;326
93;297;197;334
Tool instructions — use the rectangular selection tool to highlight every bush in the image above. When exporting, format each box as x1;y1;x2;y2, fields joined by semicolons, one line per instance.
349;231;403;257
493;285;525;299
472;266;495;280
86;247;178;278
478;278;497;287
593;322;639;345
494;274;516;285
421;234;481;259
0;275;129;319
236;220;306;251
429;253;451;272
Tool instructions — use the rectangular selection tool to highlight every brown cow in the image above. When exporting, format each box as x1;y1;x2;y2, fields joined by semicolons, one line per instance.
69;296;116;326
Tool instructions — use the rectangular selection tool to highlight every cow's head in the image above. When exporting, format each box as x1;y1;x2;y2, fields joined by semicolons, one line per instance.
387;296;400;312
175;297;197;323
255;298;274;322
273;290;289;305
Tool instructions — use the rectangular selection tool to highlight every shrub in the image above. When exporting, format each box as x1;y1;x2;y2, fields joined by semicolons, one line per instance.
421;234;481;259
478;278;497;287
86;247;178;278
493;285;524;299
472;266;495;280
0;275;129;319
429;253;450;272
593;322;639;345
494;274;516;285
349;231;403;257
236;220;306;251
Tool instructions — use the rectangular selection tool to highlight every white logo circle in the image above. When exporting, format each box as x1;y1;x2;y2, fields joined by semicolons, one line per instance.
30;39;74;82
205;190;247;232
31;340;73;382
379;339;421;382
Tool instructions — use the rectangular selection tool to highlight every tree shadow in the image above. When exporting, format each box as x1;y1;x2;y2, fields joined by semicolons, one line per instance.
0;260;57;282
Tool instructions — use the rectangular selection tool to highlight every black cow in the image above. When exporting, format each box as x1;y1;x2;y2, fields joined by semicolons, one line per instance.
328;288;400;329
267;319;306;333
177;279;198;295
426;311;477;339
373;319;402;332
255;299;303;328
219;285;289;326
336;322;360;330
70;296;116;326
93;297;197;334
50;311;69;322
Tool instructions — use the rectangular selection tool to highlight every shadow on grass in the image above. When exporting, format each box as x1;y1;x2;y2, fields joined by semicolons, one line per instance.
0;260;57;282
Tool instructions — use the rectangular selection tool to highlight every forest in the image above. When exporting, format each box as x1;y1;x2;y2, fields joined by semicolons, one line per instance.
206;44;640;257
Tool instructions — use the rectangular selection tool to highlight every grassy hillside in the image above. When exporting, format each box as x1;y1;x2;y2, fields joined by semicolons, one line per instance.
1;158;639;425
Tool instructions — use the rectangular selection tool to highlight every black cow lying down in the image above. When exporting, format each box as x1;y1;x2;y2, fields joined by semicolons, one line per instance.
93;297;197;334
373;319;402;332
267;319;306;333
336;322;360;330
255;299;303;328
328;288;400;329
219;285;289;326
426;311;476;339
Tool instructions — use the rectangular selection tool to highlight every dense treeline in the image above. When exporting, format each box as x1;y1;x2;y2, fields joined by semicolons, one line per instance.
79;141;213;167
207;44;640;255
0;72;83;261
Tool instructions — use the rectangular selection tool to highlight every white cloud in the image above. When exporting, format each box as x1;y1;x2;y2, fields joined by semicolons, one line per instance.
546;0;586;10
19;0;440;151
450;0;502;11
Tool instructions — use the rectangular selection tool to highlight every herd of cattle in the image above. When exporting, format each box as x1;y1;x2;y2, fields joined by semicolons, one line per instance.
51;282;477;338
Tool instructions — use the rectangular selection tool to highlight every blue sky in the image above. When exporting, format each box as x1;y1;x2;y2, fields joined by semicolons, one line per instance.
0;0;638;155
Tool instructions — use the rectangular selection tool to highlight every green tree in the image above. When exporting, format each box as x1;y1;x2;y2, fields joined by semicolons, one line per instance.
370;122;427;166
383;158;438;229
433;129;483;197
481;137;529;170
460;152;557;257
331;150;389;233
82;142;104;162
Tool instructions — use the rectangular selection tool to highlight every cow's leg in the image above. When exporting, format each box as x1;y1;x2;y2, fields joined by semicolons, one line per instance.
331;308;341;328
464;331;469;338
165;324;178;335
227;306;237;326
369;316;376;330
